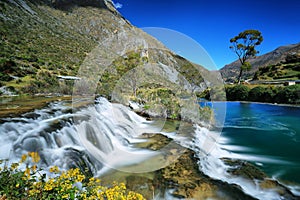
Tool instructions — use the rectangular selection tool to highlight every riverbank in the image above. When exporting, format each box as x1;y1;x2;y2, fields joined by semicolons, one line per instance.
200;84;300;105
0;95;72;118
204;100;300;107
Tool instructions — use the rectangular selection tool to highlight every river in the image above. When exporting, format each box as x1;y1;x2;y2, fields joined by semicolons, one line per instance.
212;102;300;185
0;97;299;199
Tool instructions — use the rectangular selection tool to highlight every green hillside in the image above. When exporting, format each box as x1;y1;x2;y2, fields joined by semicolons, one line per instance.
253;53;300;81
220;43;300;82
0;0;214;121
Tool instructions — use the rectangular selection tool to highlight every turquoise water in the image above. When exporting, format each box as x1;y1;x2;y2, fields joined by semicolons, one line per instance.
213;102;300;184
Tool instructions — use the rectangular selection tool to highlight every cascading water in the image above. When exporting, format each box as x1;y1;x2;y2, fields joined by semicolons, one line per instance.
0;97;299;199
190;126;285;200
74;97;164;174
0;97;162;174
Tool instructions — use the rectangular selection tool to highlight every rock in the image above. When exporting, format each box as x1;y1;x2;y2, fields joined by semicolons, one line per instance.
131;132;298;199
136;133;172;151
126;176;155;200
154;149;218;199
221;158;267;180
259;179;299;199
154;149;258;199
222;158;299;199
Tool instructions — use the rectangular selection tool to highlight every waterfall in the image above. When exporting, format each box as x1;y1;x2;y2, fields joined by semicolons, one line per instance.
0;97;161;174
0;97;298;199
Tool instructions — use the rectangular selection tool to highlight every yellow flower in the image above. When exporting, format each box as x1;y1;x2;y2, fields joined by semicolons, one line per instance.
21;154;27;163
31;164;37;172
49;166;60;173
24;167;30;178
33;182;42;188
16;183;20;188
80;192;87;199
119;183;126;190
89;177;95;182
28;189;40;196
76;174;85;182
44;183;53;191
29;152;40;163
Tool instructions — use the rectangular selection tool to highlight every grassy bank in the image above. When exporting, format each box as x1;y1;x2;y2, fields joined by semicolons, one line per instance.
200;84;300;105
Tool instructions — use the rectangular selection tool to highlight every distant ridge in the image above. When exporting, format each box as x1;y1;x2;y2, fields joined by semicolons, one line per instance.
220;43;300;82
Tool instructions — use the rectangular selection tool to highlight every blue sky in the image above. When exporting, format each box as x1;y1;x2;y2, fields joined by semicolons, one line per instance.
113;0;300;69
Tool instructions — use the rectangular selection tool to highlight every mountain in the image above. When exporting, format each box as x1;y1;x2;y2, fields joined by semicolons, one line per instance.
253;52;300;81
0;0;211;95
0;0;220;121
220;43;300;82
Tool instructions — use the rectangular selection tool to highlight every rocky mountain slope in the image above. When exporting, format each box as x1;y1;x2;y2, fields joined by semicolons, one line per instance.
220;42;300;82
0;0;212;96
1;0;222;121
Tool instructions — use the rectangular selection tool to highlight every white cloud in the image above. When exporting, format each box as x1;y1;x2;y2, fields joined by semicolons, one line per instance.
112;1;123;9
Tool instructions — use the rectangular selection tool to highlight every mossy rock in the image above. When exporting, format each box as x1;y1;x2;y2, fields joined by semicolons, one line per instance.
125;176;154;200
136;133;172;151
222;158;267;180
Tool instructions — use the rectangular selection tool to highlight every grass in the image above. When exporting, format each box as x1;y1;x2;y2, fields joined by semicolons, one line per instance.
254;62;300;81
5;76;35;90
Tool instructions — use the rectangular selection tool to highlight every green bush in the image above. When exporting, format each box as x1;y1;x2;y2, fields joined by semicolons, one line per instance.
226;85;250;101
136;88;181;119
0;152;145;200
0;72;13;82
249;86;264;102
262;87;276;103
275;85;300;104
249;86;276;103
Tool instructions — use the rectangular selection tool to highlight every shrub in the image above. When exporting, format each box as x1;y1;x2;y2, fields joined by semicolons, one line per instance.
0;152;145;200
0;72;13;82
249;86;265;102
248;86;277;103
262;87;276;103
226;85;250;101
275;85;300;104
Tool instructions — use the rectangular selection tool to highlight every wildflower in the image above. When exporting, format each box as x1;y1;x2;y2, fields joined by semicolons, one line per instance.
31;164;37;172
49;166;60;173
89;177;95;182
29;152;40;163
10;163;19;170
28;189;40;196
21;154;27;163
44;183;53;191
24;167;30;178
80;192;87;199
76;174;85;182
120;183;126;190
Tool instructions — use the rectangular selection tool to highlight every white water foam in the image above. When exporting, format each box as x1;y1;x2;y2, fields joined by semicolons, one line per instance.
0;97;167;174
189;125;292;200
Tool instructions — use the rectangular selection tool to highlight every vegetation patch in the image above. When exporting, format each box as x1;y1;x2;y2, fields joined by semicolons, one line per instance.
0;152;145;200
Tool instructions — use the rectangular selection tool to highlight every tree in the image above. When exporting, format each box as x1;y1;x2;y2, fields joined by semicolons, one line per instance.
230;30;263;84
